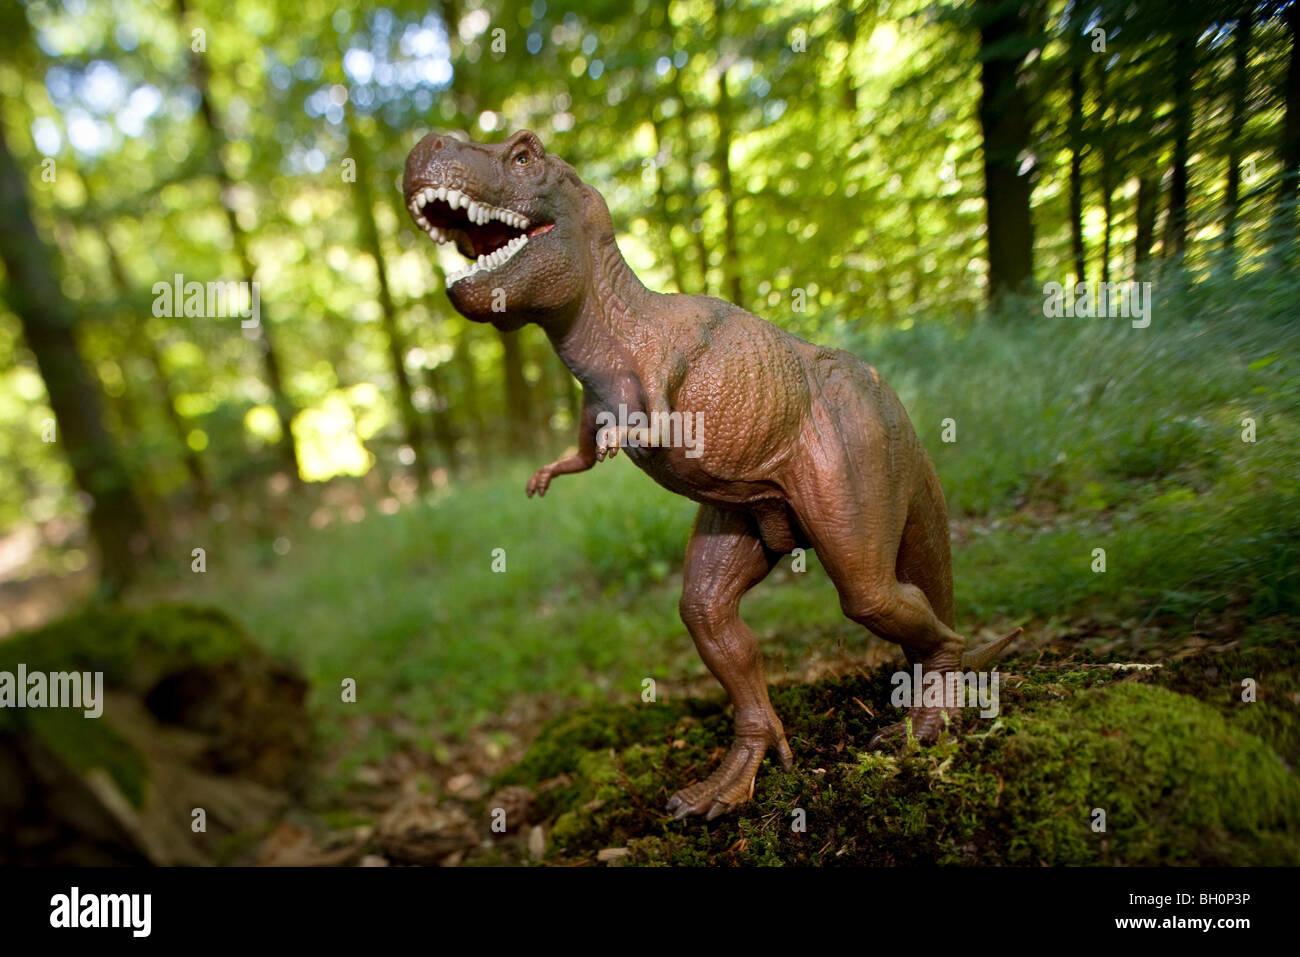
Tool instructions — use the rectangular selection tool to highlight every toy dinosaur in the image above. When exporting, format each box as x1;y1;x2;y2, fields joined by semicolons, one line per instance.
403;130;1021;821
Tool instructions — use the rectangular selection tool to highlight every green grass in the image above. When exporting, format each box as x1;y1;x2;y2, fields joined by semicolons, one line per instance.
127;265;1300;767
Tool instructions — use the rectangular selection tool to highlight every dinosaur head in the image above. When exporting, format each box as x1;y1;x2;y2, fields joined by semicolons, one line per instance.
403;129;599;332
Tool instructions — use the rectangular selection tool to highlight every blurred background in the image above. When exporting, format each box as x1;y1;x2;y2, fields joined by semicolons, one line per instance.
0;0;1298;865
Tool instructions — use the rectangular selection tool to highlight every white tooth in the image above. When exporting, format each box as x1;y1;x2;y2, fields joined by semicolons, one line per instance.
467;200;480;222
416;216;429;227
435;186;446;202
422;187;434;203
448;189;462;209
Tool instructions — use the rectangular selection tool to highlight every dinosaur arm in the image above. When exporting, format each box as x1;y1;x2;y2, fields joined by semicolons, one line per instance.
526;391;599;498
594;367;676;452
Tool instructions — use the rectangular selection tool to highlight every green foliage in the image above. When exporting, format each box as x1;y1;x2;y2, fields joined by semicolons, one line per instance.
2;0;1296;573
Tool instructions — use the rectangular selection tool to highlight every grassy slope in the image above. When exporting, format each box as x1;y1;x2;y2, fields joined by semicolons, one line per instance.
125;268;1300;854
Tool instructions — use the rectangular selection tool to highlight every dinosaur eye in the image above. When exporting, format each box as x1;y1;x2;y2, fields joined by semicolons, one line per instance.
514;152;529;167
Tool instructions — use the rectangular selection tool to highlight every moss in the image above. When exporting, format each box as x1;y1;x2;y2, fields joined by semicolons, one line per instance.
0;603;252;694
0;603;262;809
476;650;1300;866
24;707;147;808
1149;641;1300;767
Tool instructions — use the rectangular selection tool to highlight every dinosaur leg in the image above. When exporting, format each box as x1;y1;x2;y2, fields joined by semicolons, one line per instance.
789;463;968;749
667;504;788;821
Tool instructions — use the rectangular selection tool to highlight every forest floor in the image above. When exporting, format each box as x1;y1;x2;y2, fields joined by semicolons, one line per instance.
6;290;1298;865
146;298;1300;865
248;596;1300;867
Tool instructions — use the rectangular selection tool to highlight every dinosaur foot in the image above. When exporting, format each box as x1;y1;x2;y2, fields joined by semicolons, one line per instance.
867;705;956;750
666;733;793;821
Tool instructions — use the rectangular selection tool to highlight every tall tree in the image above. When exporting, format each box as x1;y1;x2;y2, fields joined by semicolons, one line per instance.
348;127;430;492
1223;4;1254;265
975;0;1038;299
176;0;301;481
1163;26;1196;258
1094;53;1115;282
0;122;151;595
1067;7;1088;282
1275;1;1300;233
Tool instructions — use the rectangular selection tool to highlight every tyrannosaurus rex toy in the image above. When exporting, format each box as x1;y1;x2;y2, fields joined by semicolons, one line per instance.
403;129;1020;821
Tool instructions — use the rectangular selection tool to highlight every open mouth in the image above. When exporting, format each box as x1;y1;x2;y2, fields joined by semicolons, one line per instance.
407;185;554;285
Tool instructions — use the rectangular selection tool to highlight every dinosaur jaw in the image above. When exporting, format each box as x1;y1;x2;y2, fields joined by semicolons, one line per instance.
406;184;555;286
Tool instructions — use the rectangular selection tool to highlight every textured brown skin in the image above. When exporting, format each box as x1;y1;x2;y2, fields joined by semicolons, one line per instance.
404;130;1019;821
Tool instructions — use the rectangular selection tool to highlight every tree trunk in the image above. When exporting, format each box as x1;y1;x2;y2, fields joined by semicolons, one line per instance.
91;211;213;510
1223;6;1253;266
421;363;460;475
649;113;687;292
713;63;744;308
1095;58;1113;283
907;198;924;304
499;330;532;453
453;326;484;461
665;5;712;293
1163;29;1194;258
1068;35;1087;282
1274;3;1300;235
177;0;300;481
349;130;430;492
976;0;1036;299
0;122;151;595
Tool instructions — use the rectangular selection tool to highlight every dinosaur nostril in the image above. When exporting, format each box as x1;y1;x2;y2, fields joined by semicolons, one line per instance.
433;137;444;151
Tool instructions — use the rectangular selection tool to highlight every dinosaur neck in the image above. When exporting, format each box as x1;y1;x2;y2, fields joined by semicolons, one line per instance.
546;217;659;389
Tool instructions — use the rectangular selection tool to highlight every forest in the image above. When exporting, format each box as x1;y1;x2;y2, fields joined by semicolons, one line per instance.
1;0;1298;869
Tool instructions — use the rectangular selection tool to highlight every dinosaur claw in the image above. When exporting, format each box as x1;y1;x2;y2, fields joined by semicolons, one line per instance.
867;722;905;751
775;739;794;771
666;732;786;821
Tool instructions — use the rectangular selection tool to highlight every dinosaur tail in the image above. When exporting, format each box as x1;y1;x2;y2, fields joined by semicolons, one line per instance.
961;627;1023;671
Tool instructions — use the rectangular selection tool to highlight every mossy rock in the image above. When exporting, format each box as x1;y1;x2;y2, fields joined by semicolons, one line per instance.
482;651;1300;866
0;603;252;697
0;603;312;865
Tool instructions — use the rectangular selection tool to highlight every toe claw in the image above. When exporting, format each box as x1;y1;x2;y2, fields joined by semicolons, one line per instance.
775;738;794;771
705;800;730;821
